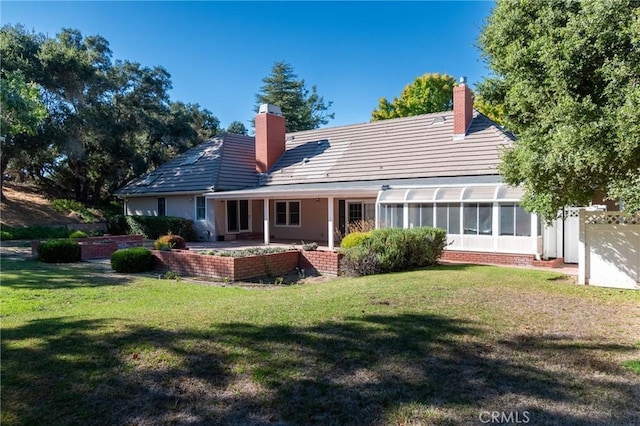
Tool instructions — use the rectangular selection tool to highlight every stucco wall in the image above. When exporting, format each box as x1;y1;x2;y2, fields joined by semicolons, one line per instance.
270;198;328;242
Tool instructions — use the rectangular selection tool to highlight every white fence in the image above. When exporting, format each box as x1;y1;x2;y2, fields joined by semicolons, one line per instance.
579;211;640;290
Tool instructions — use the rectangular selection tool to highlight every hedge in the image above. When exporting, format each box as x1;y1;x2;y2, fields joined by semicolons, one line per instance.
0;225;71;240
110;247;154;273
340;231;372;249
37;239;81;263
340;227;447;276
106;215;196;241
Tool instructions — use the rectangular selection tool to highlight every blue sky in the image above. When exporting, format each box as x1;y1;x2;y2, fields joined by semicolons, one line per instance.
2;1;495;130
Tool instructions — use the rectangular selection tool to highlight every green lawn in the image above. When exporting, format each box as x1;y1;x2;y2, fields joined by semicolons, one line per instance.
2;259;639;425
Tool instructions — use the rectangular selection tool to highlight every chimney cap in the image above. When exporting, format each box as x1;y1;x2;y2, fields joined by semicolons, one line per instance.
258;104;283;116
459;76;467;85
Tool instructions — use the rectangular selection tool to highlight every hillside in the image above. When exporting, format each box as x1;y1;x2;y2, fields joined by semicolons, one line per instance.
0;182;80;227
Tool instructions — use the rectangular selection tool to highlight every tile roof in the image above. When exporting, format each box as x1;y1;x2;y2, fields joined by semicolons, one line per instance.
260;111;512;186
115;134;256;196
116;110;513;197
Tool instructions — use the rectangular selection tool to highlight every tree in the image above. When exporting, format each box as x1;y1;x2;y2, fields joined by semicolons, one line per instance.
255;61;333;132
479;0;640;218
1;24;221;203
225;120;248;135
371;73;456;121
0;70;47;200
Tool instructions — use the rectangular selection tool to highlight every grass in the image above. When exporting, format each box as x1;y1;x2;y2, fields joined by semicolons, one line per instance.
1;259;639;425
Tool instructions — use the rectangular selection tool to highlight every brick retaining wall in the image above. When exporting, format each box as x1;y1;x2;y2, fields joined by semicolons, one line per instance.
153;249;342;281
31;235;143;260
298;250;343;276
441;250;564;267
153;250;300;281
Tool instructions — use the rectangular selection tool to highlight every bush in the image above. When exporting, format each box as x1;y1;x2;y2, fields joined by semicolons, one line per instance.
37;239;81;263
340;245;381;277
207;247;289;257
0;225;71;240
51;199;102;223
364;227;447;272
110;247;154;273
153;233;187;250
107;215;196;240
106;214;128;235
69;230;88;239
301;241;318;251
340;231;372;249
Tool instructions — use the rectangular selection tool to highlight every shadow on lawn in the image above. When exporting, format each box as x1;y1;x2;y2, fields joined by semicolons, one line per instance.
2;315;639;425
0;259;132;289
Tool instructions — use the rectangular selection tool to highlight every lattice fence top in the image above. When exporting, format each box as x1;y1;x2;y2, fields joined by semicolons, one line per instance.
582;211;640;225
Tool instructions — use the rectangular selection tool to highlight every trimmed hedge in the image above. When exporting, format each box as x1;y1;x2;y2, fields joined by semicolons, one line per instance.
340;231;372;249
37;239;81;263
0;225;71;240
106;215;196;241
110;247;154;273
340;227;447;276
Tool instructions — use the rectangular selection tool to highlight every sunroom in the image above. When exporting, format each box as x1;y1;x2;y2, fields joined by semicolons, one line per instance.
376;184;543;257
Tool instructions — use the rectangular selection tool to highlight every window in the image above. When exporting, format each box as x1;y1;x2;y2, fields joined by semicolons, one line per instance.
436;203;460;234
275;201;301;226
500;204;531;236
157;197;166;217
196;196;206;220
409;203;434;228
464;203;493;235
347;201;376;232
379;204;404;228
227;200;250;233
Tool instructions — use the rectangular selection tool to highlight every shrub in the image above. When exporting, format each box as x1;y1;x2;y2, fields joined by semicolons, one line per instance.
340;245;381;277
37;239;81;263
208;247;289;257
69;230;89;239
340;231;372;249
51;199;102;223
0;225;71;240
106;214;128;235
301;241;318;251
364;227;447;272
153;233;186;250
129;216;196;241
110;247;154;273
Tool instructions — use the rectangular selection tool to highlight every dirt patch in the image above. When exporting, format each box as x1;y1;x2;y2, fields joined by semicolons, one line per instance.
1;182;79;227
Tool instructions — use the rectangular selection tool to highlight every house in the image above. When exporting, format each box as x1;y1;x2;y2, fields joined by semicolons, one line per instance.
115;78;585;265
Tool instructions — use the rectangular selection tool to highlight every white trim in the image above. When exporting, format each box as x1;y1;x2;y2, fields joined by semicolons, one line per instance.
274;200;301;227
263;198;270;245
157;197;167;217
327;196;334;250
195;196;206;221
226;199;251;234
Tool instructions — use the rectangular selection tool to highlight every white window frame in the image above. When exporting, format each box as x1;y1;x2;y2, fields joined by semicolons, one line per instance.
463;202;493;236
195;196;206;221
157;197;166;217
226;199;251;233
274;200;301;227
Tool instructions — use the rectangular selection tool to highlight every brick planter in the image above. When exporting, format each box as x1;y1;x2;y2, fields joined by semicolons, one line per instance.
153;250;299;281
31;235;144;260
153;249;343;281
299;250;343;276
441;250;563;268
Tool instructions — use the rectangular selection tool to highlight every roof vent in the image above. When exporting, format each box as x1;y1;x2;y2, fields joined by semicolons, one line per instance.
258;104;282;115
302;157;310;164
459;76;467;84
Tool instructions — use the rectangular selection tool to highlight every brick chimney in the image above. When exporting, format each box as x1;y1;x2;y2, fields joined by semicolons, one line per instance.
255;104;286;173
453;76;473;140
